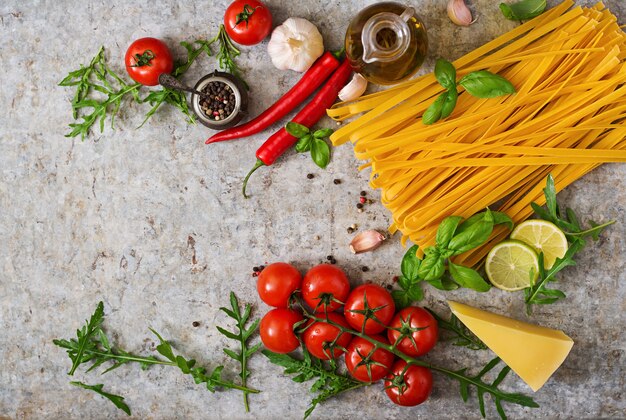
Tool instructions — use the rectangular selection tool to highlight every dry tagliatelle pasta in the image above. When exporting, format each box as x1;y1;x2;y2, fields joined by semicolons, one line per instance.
329;1;626;267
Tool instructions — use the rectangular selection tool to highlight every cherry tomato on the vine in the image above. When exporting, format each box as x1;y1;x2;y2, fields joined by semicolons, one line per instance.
257;262;302;307
224;0;273;46
259;308;303;353
345;335;395;382
302;264;350;313
344;284;395;334
302;312;352;360
387;307;438;357
384;360;433;406
124;38;173;86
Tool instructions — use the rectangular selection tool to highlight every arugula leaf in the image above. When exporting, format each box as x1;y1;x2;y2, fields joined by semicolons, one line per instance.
426;308;487;350
71;382;131;416
217;292;261;412
66;301;105;375
459;70;516;98
262;349;366;418
435;58;457;91
500;0;546;21
210;25;247;87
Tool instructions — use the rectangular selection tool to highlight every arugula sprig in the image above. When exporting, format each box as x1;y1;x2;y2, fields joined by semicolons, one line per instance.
53;300;258;416
210;24;248;89
426;308;487;350
286;122;333;169
217;292;262;412
392;209;514;308
262;348;366;419
70;382;131;416
500;0;546;21
423;59;515;125
524;174;615;312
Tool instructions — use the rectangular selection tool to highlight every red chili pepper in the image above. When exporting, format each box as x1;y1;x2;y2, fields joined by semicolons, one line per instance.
205;52;341;144
242;59;353;198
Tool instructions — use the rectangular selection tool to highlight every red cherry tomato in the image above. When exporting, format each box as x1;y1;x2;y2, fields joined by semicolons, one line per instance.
302;264;350;313
256;262;302;307
387;307;438;357
344;284;395;334
124;38;173;86
259;308;303;353
302;313;352;360
224;0;273;46
384;360;433;406
345;335;395;382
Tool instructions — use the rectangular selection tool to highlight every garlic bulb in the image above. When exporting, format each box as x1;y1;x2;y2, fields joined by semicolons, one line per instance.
447;0;474;26
267;18;324;72
350;230;386;254
338;73;368;102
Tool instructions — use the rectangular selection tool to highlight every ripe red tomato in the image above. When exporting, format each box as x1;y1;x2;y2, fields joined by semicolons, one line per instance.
345;335;395;382
256;262;302;307
384;360;433;406
224;0;272;46
302;313;352;360
259;308;303;353
124;38;173;86
302;264;350;313
387;307;438;357
344;284;395;334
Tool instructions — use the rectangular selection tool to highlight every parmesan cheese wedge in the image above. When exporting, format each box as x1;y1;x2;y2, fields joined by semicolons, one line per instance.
448;301;573;392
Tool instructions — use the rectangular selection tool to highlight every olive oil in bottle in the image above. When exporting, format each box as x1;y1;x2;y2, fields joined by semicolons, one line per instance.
345;2;428;85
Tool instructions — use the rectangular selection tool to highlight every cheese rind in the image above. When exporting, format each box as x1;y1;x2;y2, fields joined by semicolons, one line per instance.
448;301;574;392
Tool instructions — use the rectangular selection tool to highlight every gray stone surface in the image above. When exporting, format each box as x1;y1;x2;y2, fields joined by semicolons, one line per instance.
0;0;624;419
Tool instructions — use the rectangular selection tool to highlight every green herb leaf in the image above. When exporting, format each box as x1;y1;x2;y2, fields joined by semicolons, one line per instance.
262;349;366;419
71;382;131;416
441;88;458;119
210;24;247;86
417;252;445;281
295;134;313;152
435;59;457;91
436;216;464;249
406;283;424;301
500;0;546;21
425;274;460;291
448;210;495;255
392;290;411;309
286;122;310;138
218;292;261;412
67;301;105;375
426;308;487;350
459;70;516;98
400;245;421;280
313;128;334;139
422;91;448;125
448;262;491;292
311;138;331;169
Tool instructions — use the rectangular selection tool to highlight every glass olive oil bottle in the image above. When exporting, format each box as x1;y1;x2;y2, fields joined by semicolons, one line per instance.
345;2;428;85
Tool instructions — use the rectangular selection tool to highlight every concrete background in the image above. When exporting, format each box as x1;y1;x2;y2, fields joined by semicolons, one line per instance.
0;0;624;419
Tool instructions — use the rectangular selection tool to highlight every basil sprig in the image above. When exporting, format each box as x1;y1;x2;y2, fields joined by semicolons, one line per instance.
500;0;546;21
392;209;514;308
423;59;516;125
286;122;333;169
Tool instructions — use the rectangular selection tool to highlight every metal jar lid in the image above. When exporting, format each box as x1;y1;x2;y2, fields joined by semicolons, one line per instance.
191;71;248;130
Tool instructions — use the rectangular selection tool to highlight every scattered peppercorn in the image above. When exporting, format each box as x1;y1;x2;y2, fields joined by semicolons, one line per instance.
329;257;337;264
333;179;341;185
259;265;266;271
253;266;260;272
361;266;369;272
359;196;366;204
192;321;200;327
326;255;333;261
357;208;364;213
307;173;314;179
356;203;363;209
347;227;354;234
393;276;399;282
386;284;393;290
360;191;367;196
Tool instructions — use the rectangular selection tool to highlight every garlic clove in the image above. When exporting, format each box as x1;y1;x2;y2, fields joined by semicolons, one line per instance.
350;229;386;254
338;73;368;102
447;0;474;27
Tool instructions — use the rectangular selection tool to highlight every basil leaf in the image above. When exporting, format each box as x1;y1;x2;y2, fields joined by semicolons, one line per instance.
436;216;463;248
441;88;458;119
313;128;334;139
397;275;411;290
426;274;460;291
492;211;514;230
459;70;516;98
448;262;491;292
392;290;411;309
449;212;494;255
310;138;330;169
499;0;546;21
417;254;445;281
435;59;457;91
401;245;421;280
422;92;448;125
286;121;310;138
295;134;312;152
407;283;424;301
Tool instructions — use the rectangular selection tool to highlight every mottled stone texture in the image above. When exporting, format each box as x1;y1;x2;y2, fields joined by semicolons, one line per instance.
0;0;624;419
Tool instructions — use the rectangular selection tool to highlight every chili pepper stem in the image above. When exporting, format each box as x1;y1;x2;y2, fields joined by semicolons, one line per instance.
242;159;266;198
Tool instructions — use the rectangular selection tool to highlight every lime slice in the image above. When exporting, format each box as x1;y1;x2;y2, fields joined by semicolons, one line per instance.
510;220;568;269
485;240;539;291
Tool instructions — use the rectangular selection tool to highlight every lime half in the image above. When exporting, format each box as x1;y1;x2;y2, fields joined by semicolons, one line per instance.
510;220;568;269
485;240;540;291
